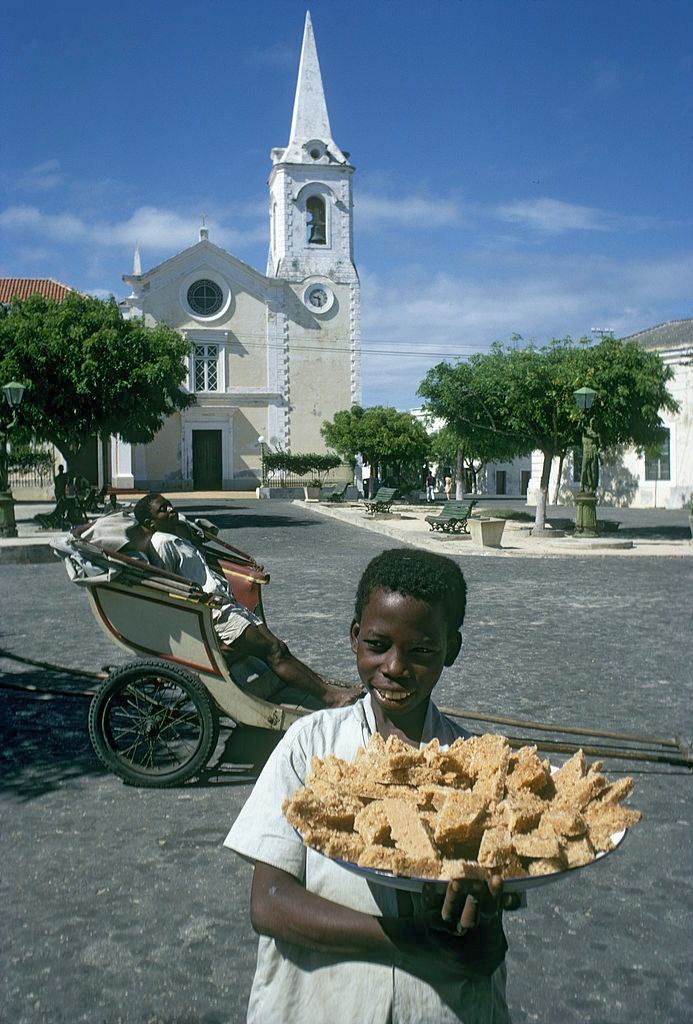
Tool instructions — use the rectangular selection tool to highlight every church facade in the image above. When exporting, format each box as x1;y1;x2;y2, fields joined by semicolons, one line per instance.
116;13;360;491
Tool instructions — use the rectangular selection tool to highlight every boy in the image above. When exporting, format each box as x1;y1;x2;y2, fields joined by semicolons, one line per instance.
224;548;511;1023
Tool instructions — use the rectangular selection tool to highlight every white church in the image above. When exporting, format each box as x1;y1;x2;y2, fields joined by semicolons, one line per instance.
114;13;360;491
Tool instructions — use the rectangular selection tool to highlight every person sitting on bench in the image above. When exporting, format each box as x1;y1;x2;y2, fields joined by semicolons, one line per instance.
133;493;361;711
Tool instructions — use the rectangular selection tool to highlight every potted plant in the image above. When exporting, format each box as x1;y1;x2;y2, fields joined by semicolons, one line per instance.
303;478;321;502
301;453;342;500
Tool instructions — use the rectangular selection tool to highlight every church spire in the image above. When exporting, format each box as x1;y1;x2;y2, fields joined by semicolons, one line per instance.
288;12;332;148
273;11;348;166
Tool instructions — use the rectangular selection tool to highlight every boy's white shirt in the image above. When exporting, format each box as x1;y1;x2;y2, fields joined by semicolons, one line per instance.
224;694;509;1024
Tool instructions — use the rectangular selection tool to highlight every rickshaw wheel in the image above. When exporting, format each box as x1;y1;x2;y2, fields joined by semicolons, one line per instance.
88;659;219;788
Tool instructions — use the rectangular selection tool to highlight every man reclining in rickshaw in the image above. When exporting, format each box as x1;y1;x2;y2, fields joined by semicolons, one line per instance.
127;493;360;711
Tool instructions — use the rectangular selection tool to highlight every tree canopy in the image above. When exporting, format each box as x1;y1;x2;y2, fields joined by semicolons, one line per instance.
0;293;195;469
418;336;677;529
321;405;430;490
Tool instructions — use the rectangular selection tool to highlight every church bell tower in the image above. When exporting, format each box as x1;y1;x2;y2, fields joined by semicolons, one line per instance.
267;12;357;289
265;12;361;448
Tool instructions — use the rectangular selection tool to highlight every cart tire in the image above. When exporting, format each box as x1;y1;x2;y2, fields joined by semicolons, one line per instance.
88;659;219;788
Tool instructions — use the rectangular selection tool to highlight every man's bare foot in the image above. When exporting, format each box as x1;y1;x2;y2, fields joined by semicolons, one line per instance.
322;684;363;709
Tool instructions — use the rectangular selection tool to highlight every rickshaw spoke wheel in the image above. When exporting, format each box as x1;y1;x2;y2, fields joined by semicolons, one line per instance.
88;660;219;788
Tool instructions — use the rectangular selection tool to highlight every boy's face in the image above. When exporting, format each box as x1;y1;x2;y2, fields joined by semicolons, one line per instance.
350;587;461;735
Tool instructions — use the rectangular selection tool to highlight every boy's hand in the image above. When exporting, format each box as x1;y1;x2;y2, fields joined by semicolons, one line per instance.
433;875;503;934
380;876;507;976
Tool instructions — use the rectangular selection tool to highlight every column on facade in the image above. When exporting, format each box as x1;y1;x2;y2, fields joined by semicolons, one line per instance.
110;437;135;489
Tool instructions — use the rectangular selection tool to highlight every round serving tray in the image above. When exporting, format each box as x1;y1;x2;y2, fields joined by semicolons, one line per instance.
315;829;627;893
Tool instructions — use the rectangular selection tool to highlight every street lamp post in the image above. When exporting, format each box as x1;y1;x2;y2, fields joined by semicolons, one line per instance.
257;435;267;486
573;385;599;538
0;381;27;538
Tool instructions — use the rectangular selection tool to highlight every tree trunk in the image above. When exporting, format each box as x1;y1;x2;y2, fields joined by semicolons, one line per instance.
53;445;77;475
471;462;479;494
477;461;486;494
532;451;553;534
455;448;464;498
552;452;565;504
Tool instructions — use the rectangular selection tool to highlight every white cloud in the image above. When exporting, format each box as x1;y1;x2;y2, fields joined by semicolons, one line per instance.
495;197;609;233
355;193;460;230
93;207;205;250
0;203;266;254
359;251;693;407
245;41;296;69
0;205;86;239
16;159;64;192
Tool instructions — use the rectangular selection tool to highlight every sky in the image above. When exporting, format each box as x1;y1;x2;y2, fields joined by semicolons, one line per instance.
2;0;692;409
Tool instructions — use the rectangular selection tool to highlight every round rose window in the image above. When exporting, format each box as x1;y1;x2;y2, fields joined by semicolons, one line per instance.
187;279;223;316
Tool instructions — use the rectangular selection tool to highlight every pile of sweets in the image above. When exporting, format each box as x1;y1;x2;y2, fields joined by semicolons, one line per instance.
283;733;641;881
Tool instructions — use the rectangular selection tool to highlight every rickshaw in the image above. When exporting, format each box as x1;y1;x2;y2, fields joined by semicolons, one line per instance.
54;524;311;788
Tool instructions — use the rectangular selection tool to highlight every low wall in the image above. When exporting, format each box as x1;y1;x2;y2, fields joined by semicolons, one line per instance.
10;485;54;501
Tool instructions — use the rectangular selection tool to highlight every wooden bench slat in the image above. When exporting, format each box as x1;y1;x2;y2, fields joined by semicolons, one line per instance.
320;482;349;502
361;487;398;514
425;499;478;533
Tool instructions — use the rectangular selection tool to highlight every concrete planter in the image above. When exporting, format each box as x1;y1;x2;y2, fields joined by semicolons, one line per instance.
468;517;506;548
303;486;321;502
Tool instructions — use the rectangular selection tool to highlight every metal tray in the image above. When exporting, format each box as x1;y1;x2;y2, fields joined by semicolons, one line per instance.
322;829;627;893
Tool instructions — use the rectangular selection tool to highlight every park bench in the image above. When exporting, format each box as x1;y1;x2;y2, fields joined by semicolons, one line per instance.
319;482;349;503
361;486;398;515
425;499;478;534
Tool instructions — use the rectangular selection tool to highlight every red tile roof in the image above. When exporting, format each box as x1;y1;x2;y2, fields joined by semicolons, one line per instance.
0;277;75;303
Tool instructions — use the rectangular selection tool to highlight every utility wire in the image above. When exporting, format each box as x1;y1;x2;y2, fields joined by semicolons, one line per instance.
188;335;484;359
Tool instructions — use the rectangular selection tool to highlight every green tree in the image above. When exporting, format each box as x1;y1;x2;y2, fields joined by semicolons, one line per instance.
419;354;532;500
0;293;195;471
418;337;676;532
321;405;430;493
582;335;678;452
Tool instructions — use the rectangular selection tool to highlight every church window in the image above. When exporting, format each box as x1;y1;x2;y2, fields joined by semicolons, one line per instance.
306;196;327;245
187;279;223;316
193;344;220;392
644;429;670;481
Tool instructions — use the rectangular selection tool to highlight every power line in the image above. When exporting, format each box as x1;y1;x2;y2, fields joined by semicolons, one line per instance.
185;333;485;359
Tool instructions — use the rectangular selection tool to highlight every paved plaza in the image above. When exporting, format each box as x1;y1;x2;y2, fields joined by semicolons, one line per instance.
1;498;691;1023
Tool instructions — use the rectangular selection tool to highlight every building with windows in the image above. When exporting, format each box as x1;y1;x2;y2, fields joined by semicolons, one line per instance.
526;321;693;509
116;12;360;491
409;407;532;499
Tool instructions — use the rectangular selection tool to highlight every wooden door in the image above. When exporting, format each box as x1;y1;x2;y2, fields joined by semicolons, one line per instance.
192;430;222;490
